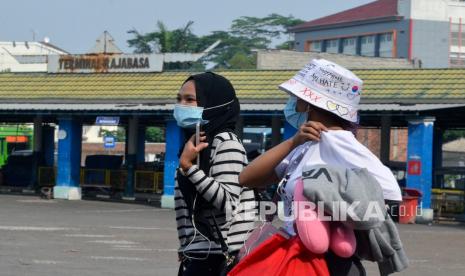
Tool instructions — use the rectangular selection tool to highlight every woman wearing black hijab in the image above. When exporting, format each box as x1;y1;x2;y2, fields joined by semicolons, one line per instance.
174;72;256;276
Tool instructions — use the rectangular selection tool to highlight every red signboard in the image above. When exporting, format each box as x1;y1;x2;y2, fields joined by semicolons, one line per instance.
408;160;422;175
6;136;28;143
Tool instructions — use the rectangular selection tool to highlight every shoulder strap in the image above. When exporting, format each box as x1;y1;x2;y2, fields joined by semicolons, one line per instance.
210;211;230;256
266;143;312;222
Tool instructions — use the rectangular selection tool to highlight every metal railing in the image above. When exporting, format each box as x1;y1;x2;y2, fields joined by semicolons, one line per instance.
432;188;465;214
37;167;163;193
81;169;111;188
134;171;163;193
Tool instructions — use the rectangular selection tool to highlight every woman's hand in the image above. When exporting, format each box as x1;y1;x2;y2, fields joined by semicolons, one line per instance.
291;121;328;148
179;132;209;171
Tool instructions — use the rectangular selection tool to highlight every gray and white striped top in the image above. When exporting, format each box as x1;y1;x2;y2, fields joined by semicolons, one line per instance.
175;132;257;255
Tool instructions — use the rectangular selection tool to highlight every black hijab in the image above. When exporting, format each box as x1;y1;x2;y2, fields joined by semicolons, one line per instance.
176;72;240;238
184;72;240;170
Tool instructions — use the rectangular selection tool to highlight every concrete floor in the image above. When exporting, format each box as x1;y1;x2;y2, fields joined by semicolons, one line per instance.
0;194;464;276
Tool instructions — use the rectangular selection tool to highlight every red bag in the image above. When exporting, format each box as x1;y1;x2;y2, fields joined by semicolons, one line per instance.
228;233;329;276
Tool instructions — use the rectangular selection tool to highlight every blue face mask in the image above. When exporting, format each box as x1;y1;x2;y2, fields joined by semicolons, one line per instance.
173;100;234;129
284;96;308;129
173;105;209;128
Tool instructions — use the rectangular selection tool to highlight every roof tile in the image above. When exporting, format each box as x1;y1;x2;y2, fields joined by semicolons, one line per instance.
290;0;399;32
0;69;464;104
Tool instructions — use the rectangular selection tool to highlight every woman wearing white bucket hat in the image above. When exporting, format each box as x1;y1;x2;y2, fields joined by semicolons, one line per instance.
239;59;402;275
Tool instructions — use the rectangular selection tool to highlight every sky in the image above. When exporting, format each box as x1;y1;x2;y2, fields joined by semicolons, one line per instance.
1;0;373;54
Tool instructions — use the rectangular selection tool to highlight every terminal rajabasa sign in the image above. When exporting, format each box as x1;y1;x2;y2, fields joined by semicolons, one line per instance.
47;53;163;73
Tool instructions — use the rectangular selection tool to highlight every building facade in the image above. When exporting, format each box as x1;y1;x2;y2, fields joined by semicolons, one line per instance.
0;41;68;72
291;0;465;68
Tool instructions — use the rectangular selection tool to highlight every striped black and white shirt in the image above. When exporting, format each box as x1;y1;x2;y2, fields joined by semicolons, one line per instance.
175;132;257;255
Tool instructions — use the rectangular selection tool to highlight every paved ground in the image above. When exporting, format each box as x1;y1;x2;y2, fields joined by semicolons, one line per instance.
0;194;464;276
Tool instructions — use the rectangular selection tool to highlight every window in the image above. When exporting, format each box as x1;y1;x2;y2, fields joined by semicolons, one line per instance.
450;52;465;67
361;35;375;57
305;40;322;52
379;33;392;43
312;41;322;52
342;37;356;55
13;55;47;64
451;24;460;46
326;39;339;53
451;32;460;46
450;23;465;47
379;33;393;57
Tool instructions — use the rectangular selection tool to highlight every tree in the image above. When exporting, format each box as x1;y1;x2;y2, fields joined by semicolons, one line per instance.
128;21;207;70
197;31;261;69
127;21;202;54
202;14;304;69
127;14;304;69
99;127;165;143
146;127;165;143
227;52;256;69
230;13;304;46
100;128;125;142
443;129;465;143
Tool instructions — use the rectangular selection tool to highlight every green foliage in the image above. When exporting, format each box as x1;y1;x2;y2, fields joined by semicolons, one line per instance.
99;127;164;143
127;14;304;70
100;128;125;142
230;13;304;45
146;127;165;143
443;129;465;143
197;31;259;69
127;21;202;54
276;40;296;50
227;52;256;69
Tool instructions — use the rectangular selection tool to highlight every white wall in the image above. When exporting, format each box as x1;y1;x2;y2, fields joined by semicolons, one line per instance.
399;0;449;21
448;0;465;22
399;0;465;22
83;126;119;143
0;41;67;72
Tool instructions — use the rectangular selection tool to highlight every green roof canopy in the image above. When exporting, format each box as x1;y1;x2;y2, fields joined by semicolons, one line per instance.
0;69;464;104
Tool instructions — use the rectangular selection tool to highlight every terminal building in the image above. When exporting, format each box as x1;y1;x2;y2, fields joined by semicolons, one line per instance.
0;40;68;72
0;31;464;220
290;0;465;68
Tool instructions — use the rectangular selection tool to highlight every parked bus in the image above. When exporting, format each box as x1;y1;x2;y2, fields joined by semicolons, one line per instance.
0;125;33;168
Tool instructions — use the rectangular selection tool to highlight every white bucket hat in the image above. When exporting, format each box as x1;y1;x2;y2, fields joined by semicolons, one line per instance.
279;59;363;123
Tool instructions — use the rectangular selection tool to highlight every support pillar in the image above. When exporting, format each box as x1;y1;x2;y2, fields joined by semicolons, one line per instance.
271;117;282;147
33;117;43;154
32;117;43;189
374;34;381;57
355;36;362;56
406;117;435;221
137;126;146;163
54;118;82;200
162;120;183;208
125;117;138;198
42;125;55;167
380;115;392;165
124;127;129;158
433;127;444;188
